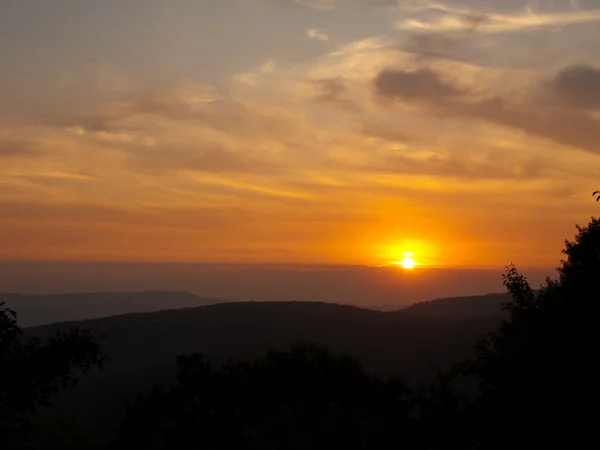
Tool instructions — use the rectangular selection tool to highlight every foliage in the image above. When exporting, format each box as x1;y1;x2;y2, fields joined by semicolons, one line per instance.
452;218;600;449
115;342;417;450
0;302;105;449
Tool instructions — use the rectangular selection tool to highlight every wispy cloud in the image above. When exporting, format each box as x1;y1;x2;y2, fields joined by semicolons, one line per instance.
396;5;600;33
307;28;329;41
267;0;336;10
0;139;37;158
373;64;600;154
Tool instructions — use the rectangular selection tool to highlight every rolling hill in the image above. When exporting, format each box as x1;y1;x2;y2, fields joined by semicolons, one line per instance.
1;291;225;327
399;292;512;318
26;299;505;441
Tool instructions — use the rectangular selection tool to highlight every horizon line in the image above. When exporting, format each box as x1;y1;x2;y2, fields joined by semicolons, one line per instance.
0;259;555;271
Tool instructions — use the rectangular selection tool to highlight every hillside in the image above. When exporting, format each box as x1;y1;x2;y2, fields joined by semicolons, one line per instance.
400;292;512;318
28;301;502;439
1;291;224;327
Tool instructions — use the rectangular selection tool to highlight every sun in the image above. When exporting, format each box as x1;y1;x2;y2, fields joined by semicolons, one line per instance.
399;256;416;269
394;252;417;270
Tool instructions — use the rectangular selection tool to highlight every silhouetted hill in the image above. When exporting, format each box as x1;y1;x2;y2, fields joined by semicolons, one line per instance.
1;291;224;327
28;301;502;439
399;292;512;319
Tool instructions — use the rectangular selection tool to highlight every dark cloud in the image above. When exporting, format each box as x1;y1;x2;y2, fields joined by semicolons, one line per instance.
454;97;600;154
314;78;347;102
374;69;464;100
312;78;360;111
374;66;600;154
550;65;600;110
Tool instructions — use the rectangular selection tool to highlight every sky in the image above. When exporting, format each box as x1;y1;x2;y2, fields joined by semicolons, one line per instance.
1;0;600;269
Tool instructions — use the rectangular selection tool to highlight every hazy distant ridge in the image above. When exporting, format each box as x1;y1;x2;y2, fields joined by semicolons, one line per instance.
0;291;225;327
1;289;514;326
399;292;512;318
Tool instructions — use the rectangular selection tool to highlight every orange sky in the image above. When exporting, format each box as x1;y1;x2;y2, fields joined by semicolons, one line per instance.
1;0;600;269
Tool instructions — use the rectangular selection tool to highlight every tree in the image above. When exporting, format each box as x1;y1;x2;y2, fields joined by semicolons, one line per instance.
115;342;416;450
0;302;105;449
455;218;600;449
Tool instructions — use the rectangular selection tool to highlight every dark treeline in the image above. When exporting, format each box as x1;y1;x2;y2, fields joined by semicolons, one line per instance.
2;218;599;449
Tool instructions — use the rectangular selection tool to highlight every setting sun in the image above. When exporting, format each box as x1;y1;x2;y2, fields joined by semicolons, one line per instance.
394;252;417;269
400;256;416;269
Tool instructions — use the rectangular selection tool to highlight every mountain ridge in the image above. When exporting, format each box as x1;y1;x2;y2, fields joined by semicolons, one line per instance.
1;291;226;327
24;298;506;439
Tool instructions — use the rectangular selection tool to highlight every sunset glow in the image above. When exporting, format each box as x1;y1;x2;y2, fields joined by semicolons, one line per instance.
398;257;416;270
1;1;598;268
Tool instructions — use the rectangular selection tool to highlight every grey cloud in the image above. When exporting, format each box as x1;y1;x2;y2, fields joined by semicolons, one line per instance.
374;66;600;154
374;69;464;100
401;33;474;62
26;85;294;143
550;65;600;110
312;78;361;111
455;98;600;154
315;78;347;101
378;150;547;181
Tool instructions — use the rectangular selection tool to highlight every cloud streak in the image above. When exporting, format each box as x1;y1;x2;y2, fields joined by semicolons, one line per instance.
373;64;600;154
308;28;329;41
396;4;600;33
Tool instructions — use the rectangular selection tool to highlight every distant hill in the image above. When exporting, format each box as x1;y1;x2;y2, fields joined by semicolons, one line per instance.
400;293;512;319
1;291;225;327
1;290;512;327
27;301;503;439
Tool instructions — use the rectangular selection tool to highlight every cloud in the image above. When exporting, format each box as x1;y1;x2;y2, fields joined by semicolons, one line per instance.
455;98;600;154
375;149;547;181
295;0;335;10
265;0;398;10
0;139;37;158
127;143;281;176
360;123;411;143
314;78;346;100
549;65;600;110
400;32;475;62
396;5;600;33
307;28;329;41
374;68;464;100
266;0;336;10
373;65;600;154
311;77;362;112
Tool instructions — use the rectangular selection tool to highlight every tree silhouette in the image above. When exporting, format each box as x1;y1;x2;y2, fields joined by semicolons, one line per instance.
114;218;600;449
0;302;105;449
115;342;416;450
594;190;600;201
453;218;600;449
